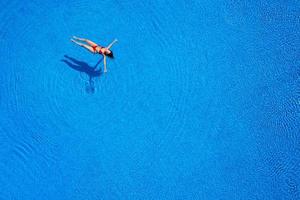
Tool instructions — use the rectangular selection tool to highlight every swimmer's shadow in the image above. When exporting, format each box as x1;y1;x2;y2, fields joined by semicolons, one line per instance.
61;55;103;78
61;55;103;93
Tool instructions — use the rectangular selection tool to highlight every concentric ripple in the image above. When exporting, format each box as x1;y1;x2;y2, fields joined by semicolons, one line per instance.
1;0;299;199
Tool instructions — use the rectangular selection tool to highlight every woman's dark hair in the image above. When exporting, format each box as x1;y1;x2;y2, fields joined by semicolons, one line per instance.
106;51;114;59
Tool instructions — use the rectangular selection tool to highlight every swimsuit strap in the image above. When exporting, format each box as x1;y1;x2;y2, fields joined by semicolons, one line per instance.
99;47;106;54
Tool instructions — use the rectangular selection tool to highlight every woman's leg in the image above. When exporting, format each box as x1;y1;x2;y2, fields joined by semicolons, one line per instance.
71;39;95;53
73;36;98;47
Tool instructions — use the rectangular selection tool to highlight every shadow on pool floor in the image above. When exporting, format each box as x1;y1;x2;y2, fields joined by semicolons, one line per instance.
61;55;103;93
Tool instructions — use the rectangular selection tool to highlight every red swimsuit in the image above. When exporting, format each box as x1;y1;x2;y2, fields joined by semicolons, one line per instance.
92;45;105;54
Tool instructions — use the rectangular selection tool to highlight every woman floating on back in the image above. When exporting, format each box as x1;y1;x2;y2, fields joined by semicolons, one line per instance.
71;36;118;73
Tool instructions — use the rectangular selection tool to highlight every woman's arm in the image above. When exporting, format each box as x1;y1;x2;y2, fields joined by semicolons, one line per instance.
107;39;118;49
103;55;107;73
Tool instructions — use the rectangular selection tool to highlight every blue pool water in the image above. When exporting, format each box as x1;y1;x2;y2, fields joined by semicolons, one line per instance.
0;0;299;199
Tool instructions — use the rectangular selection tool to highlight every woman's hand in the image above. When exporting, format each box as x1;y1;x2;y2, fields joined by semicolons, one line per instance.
107;39;118;49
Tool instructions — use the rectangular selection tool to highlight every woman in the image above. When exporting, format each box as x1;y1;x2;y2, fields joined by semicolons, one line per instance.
71;36;118;73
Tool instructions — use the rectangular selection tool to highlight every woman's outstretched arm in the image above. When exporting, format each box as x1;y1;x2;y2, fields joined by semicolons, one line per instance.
103;55;107;73
107;39;118;49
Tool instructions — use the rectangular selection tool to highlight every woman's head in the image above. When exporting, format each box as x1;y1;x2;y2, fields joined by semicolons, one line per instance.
106;50;114;59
